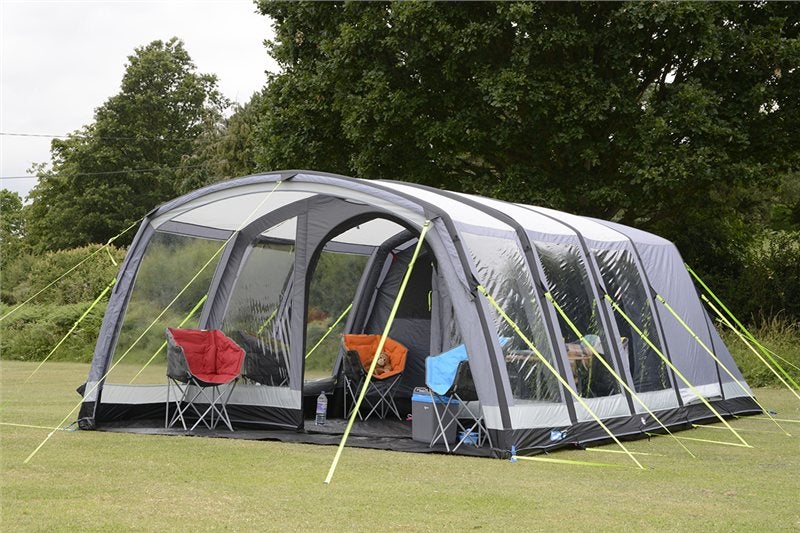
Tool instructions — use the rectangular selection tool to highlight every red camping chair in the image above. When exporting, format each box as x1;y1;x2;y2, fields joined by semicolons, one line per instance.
342;334;408;420
165;328;245;431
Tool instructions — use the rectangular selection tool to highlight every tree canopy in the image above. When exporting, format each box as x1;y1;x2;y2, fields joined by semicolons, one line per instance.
0;190;26;271
253;1;800;276
25;38;227;251
175;90;267;194
8;3;800;322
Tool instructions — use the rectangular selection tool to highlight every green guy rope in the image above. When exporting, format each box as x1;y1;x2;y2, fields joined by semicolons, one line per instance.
129;294;209;384
605;294;751;448
656;294;790;435
325;221;431;485
0;218;139;323
544;292;696;458
478;286;645;470
686;265;799;392
25;278;116;383
305;303;352;360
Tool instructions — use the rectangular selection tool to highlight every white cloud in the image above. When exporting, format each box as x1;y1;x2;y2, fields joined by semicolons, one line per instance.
0;0;277;199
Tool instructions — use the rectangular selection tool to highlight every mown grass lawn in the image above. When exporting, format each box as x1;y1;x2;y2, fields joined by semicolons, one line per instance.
1;360;799;532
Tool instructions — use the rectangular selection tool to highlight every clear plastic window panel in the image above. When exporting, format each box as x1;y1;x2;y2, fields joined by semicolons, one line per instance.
535;242;620;398
461;232;560;403
222;237;295;387
113;232;224;384
593;248;669;392
305;250;369;380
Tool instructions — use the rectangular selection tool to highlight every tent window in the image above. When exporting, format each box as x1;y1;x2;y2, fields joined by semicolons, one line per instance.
222;238;295;388
109;231;224;384
593;249;669;392
535;242;621;398
305;250;369;380
461;232;560;404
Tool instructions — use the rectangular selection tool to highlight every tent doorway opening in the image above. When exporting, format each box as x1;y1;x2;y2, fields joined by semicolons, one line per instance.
301;215;435;424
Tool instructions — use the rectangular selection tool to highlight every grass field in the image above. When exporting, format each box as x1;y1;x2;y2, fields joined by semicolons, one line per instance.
2;360;799;532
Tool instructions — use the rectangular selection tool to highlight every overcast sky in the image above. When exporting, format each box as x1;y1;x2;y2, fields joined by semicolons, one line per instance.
0;0;278;199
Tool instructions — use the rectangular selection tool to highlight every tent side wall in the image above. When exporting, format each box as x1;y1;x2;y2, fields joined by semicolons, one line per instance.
592;219;749;402
78;219;156;428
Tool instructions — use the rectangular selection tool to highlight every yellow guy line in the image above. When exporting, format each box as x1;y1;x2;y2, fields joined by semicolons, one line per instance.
478;286;644;470
25;245;226;464
692;424;785;435
25;278;116;383
256;307;279;336
0;422;68;431
585;448;664;457
702;295;800;405
686;265;800;391
751;417;800;424
545;292;696;458
646;433;748;448
24;181;284;464
0;219;139;322
306;303;352;360
605;294;751;448
512;455;626;468
768;351;800;373
656;294;790;436
325;221;431;485
129;294;208;383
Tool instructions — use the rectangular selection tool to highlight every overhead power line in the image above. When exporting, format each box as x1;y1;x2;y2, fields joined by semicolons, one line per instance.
0;164;208;181
0;131;200;142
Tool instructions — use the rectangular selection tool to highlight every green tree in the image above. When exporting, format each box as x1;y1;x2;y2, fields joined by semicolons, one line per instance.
176;90;266;194
0;189;26;272
26;38;228;251
254;1;799;281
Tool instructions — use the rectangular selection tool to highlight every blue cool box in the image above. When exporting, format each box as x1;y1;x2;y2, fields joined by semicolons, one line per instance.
411;389;457;444
411;393;460;404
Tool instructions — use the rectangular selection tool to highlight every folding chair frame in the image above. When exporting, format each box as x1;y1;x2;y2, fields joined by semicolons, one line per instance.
165;328;245;432
342;350;403;421
166;376;239;431
427;361;492;452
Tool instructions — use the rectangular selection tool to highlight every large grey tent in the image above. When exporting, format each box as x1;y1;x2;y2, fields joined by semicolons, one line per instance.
78;170;759;455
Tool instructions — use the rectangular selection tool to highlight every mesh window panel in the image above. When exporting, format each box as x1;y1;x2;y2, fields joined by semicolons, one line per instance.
594;248;670;392
111;232;224;384
462;232;560;403
222;238;296;388
535;242;620;398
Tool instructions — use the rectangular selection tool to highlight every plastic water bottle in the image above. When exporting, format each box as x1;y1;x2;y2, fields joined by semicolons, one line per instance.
315;392;328;425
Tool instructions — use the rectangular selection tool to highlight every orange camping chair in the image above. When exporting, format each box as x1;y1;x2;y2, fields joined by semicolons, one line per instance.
342;334;408;420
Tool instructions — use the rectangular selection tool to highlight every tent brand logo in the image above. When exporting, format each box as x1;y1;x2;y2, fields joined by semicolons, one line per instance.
550;430;567;442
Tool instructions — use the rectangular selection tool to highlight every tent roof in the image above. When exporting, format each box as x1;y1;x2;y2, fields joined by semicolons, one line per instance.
147;170;664;246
